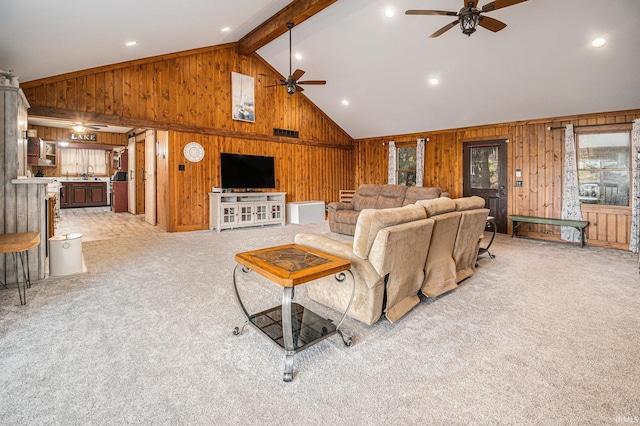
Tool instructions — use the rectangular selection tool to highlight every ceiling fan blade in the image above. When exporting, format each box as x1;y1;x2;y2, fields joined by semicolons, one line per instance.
295;85;304;92
405;10;458;16
291;69;305;81
478;15;507;32
482;0;527;13
297;80;326;85
429;20;459;38
259;73;280;80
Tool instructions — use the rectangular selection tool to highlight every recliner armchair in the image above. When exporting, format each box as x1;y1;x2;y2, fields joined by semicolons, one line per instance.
295;204;435;325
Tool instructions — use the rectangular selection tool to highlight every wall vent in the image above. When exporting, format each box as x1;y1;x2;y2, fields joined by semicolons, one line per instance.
273;128;299;139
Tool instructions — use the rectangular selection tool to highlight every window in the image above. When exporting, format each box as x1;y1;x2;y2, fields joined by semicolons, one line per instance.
577;131;631;206
60;148;108;176
397;145;416;186
469;145;499;189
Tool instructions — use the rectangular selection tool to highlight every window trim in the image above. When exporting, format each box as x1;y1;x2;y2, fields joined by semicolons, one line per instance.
575;129;632;207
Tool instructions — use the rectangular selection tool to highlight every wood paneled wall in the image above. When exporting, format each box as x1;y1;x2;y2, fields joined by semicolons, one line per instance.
355;109;640;250
21;43;354;231
168;132;353;231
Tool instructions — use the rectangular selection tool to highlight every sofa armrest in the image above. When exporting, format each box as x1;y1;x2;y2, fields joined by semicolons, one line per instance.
294;233;382;289
441;192;450;198
327;201;354;213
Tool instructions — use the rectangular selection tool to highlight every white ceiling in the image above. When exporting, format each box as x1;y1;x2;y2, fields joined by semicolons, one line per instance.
1;0;639;139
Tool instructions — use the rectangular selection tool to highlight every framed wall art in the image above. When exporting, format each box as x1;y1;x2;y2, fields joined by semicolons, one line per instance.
231;72;255;122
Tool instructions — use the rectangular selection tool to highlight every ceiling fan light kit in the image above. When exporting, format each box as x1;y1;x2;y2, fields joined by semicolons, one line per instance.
460;8;480;35
406;0;528;38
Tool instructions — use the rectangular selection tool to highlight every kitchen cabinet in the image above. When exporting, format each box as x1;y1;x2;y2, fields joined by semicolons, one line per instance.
59;183;70;208
60;181;108;208
27;138;57;166
111;181;128;212
44;142;57;166
27;137;43;166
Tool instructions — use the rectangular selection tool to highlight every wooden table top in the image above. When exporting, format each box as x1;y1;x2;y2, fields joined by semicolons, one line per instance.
0;232;41;254
235;243;350;287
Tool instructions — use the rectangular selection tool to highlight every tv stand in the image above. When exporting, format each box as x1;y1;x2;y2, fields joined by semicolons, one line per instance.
230;189;262;193
209;192;286;232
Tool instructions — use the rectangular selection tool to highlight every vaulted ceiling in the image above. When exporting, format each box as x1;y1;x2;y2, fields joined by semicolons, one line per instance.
1;0;639;139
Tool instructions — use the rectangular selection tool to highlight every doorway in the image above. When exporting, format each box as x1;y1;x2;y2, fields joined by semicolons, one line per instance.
463;139;508;233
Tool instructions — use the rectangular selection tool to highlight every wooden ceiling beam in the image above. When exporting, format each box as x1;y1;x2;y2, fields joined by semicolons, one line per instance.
27;107;353;149
237;0;338;56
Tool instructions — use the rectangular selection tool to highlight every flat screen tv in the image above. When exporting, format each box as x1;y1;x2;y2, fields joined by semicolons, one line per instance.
220;153;276;190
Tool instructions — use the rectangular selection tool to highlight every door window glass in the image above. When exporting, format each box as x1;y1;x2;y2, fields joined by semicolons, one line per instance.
577;132;630;206
470;146;499;189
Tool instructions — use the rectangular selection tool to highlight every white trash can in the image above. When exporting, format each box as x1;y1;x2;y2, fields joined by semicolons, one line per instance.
49;233;83;276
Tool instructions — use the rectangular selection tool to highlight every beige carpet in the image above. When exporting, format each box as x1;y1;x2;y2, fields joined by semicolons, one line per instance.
0;222;639;425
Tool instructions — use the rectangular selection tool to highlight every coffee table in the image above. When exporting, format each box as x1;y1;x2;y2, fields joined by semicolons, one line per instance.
233;243;354;382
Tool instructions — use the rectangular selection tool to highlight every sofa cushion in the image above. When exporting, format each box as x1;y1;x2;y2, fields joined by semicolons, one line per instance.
353;204;427;259
454;196;486;211
333;209;360;225
351;184;381;211
375;185;407;209
402;186;442;206
416;197;457;217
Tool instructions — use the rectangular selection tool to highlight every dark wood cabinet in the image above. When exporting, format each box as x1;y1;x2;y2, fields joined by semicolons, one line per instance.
59;183;70;207
60;181;108;208
27;137;43;165
111;181;128;212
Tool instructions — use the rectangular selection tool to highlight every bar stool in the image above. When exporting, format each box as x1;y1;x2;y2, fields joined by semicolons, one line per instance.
0;232;40;305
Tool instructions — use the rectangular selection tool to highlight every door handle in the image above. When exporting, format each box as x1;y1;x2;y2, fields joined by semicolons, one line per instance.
141;169;146;182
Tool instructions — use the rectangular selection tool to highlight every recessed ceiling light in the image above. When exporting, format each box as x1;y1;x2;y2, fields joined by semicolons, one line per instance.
591;37;606;48
295;53;302;60
341;100;349;106
385;8;395;18
125;41;137;47
221;27;230;32
429;78;439;85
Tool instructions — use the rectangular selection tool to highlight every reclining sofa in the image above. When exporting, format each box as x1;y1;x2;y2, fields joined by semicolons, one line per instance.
328;184;449;235
294;196;489;325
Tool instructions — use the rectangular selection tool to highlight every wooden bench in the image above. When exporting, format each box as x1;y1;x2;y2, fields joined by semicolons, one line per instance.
508;215;589;248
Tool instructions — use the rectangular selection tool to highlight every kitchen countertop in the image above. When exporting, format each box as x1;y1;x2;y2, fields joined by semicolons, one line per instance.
12;177;55;184
56;177;111;182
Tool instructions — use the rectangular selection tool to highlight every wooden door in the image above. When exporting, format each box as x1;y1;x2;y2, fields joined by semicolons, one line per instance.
127;136;136;214
144;130;156;226
463;140;508;233
136;139;145;214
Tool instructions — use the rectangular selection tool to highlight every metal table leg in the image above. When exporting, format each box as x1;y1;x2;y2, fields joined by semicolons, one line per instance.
478;217;497;261
282;287;295;382
232;264;251;336
334;270;354;347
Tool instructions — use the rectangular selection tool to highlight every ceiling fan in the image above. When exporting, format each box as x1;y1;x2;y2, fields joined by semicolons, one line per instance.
406;0;528;38
70;121;108;132
261;22;326;95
